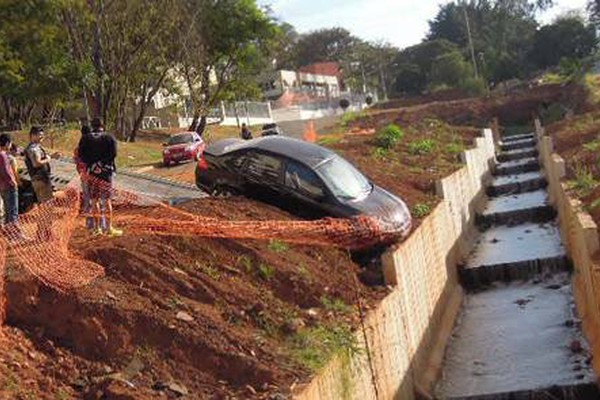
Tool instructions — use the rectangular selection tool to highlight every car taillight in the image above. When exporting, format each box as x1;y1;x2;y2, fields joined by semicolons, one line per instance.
197;152;208;170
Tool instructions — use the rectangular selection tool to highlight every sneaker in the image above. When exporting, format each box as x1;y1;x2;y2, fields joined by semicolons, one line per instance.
106;227;123;238
91;228;104;237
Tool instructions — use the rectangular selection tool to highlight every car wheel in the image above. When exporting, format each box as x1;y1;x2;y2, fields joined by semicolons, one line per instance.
211;185;236;198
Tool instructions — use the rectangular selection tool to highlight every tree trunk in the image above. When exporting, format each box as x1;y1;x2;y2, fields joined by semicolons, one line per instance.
196;115;207;136
189;113;199;132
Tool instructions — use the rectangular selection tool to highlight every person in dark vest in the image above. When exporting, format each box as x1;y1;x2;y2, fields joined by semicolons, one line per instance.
24;126;60;204
79;118;122;237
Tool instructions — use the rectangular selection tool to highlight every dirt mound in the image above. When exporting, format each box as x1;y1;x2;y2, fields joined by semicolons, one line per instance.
355;84;586;131
5;197;386;399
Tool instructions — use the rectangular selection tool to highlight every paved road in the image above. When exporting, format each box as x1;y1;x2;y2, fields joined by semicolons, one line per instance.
49;159;206;203
276;115;340;138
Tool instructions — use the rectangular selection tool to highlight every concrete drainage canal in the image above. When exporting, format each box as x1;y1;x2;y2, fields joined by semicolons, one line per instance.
435;133;600;399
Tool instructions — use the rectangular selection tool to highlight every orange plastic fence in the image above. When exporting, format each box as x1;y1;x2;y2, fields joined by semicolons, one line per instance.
0;171;411;327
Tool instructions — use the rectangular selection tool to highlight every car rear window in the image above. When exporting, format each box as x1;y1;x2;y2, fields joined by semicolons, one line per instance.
168;133;193;145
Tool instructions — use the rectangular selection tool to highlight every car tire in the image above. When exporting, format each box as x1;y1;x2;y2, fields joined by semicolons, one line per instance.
211;184;236;198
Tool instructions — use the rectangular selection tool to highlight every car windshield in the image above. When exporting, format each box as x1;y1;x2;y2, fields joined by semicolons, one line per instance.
316;156;372;200
168;133;193;145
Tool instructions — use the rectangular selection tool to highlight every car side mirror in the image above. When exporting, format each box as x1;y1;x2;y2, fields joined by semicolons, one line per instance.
162;142;168;147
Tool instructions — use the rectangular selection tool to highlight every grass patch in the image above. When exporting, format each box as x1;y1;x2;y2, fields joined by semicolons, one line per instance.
375;124;404;149
321;296;353;314
257;263;275;280
371;147;389;160
446;142;464;154
340;111;367;127
318;135;343;146
288;323;359;372
583;140;600;152
198;263;221;280
409;139;436;155
268;239;289;253
412;203;432;218
569;164;598;196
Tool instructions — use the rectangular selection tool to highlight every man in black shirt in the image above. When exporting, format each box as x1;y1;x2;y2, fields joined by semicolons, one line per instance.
79;118;122;237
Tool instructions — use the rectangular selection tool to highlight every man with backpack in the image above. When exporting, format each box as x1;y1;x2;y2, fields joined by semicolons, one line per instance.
79;118;122;237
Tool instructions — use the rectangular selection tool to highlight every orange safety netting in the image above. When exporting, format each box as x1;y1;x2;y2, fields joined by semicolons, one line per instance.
0;171;411;326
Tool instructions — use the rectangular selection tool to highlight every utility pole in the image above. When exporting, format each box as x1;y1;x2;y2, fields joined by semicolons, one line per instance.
463;6;479;79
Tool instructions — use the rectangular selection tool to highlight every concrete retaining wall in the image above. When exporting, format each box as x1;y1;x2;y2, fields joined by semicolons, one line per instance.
536;120;600;376
294;129;496;400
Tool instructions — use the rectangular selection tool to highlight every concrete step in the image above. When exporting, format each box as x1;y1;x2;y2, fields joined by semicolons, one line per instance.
500;138;536;152
501;133;535;142
460;222;568;290
494;158;540;176
497;148;538;162
486;171;547;197
477;190;556;227
435;274;597;399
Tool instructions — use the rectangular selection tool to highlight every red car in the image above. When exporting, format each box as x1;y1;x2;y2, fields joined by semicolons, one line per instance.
162;132;205;166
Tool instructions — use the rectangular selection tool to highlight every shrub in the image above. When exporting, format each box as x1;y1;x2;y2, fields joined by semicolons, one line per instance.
409;139;436;155
375;124;404;149
412;203;431;218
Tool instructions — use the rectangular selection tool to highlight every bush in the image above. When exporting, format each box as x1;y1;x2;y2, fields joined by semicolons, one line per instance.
460;77;486;96
409;139;436;155
375;124;404;149
412;203;431;218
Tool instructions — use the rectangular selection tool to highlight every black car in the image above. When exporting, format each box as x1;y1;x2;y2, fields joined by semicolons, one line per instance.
195;136;412;236
260;123;282;136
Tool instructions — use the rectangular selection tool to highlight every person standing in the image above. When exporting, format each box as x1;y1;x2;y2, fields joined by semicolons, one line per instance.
240;123;252;140
24;126;60;204
79;118;122;237
74;125;94;230
0;134;20;237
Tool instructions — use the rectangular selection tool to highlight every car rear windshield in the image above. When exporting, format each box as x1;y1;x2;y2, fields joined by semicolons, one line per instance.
316;156;372;200
168;133;193;145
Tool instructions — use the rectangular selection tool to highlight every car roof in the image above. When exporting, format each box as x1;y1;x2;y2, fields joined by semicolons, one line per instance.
171;132;195;137
208;136;335;168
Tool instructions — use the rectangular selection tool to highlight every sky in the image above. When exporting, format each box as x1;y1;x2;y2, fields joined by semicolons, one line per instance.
259;0;589;49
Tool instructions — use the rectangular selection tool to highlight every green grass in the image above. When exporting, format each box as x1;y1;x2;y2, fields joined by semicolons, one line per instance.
569;164;598;196
409;139;436;155
446;142;465;154
268;239;289;253
257;263;275;280
375;124;404;149
320;296;353;314
412;203;432;218
198;263;221;280
583;140;600;152
288;323;359;372
340;111;368;127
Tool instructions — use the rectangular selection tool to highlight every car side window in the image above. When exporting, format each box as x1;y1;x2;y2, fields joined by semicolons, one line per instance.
285;161;325;198
244;151;282;182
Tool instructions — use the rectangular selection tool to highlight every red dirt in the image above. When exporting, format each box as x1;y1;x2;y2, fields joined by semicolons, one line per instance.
4;197;387;399
546;110;600;235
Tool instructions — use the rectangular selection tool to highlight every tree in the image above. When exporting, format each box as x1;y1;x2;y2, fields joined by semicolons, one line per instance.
60;0;179;137
530;16;597;69
174;0;279;134
285;28;359;68
0;0;77;129
428;0;554;83
430;50;474;89
391;39;462;95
